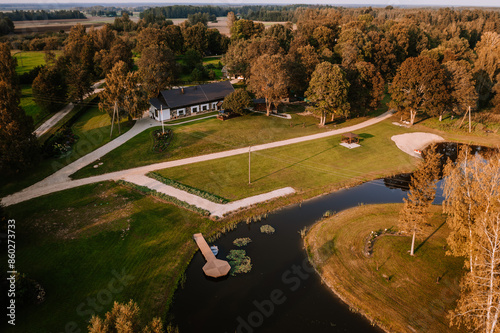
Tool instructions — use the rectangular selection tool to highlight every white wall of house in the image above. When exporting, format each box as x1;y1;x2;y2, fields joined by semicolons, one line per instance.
159;108;171;121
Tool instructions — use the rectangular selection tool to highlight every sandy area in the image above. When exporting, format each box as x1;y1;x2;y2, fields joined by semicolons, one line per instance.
391;132;445;158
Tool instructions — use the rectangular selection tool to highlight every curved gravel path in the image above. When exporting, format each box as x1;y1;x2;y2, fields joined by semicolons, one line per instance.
2;110;394;207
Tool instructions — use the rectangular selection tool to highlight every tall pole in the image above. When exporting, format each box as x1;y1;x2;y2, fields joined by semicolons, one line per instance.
468;105;471;133
110;100;117;138
248;146;251;185
161;105;165;134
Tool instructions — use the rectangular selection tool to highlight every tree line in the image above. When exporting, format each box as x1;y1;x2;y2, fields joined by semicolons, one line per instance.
222;7;500;125
3;10;86;21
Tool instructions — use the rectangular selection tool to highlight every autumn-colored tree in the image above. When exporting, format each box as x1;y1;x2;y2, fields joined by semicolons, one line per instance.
230;19;264;40
182;22;208;55
305;62;350;126
389;56;448;125
89;24;115;51
227;11;237;31
222;89;252;114
32;65;67;114
286;44;320;93
100;61;144;136
0;43;39;175
444;60;478;127
399;145;441;256
346;61;384;116
445;152;500;333
367;31;397;79
88;300;163;333
94;38;133;76
138;45;177;99
492;77;500;114
265;24;294;51
206;28;229;55
248;54;289;116
474;32;500;107
223;37;283;80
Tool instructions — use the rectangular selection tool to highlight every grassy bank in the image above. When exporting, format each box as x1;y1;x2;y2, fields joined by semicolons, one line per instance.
153;121;417;201
1;181;218;333
305;204;465;333
71;110;381;179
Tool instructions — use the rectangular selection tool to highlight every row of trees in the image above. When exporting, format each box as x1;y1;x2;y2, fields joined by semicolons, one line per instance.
4;10;86;21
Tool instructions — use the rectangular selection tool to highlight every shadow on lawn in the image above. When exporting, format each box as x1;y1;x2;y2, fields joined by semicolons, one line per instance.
252;146;335;183
414;220;447;254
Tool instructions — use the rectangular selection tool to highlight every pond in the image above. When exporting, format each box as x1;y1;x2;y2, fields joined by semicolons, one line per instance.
170;179;446;333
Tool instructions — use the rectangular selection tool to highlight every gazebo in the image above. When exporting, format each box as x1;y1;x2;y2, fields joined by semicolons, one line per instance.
341;132;360;144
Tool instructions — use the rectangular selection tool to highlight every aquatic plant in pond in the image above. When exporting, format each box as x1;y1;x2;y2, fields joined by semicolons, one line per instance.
226;249;252;275
260;224;275;234
233;237;252;247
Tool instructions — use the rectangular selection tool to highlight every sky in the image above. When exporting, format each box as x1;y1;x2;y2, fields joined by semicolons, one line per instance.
2;0;500;7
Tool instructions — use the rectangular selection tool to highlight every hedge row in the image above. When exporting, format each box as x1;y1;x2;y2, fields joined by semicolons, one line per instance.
147;172;229;204
116;179;211;216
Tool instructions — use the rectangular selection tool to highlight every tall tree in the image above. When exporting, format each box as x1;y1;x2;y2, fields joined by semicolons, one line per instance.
473;32;500;107
305;62;350;126
230;19;264;40
182;22;208;55
446;152;500;333
100;61;144;136
346;61;384;116
137;45;177;99
399;145;441;256
286;44;320;93
248;54;289;116
94;38;133;76
32;65;67;114
389;56;448;125
0;43;39;175
227;11;237;31
444;60;478;126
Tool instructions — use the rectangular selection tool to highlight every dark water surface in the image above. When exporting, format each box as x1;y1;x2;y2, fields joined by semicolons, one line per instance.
170;179;445;333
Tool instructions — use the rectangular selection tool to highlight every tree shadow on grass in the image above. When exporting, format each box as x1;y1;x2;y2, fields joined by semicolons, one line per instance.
251;146;335;183
358;133;374;144
414;220;447;254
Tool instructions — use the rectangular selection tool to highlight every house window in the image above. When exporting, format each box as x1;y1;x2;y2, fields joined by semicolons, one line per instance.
177;108;186;115
191;106;199;113
212;102;218;110
202;104;208;111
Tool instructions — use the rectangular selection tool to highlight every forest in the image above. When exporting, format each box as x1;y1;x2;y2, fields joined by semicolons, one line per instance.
3;10;86;21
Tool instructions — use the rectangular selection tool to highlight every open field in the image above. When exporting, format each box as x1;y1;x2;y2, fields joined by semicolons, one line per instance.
12;50;62;74
153;121;417;201
305;204;465;333
0;105;132;197
71;108;377;179
1;181;216;333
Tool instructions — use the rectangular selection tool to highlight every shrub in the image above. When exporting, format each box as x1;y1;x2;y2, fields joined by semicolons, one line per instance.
233;237;252;247
226;249;252;275
260;224;275;234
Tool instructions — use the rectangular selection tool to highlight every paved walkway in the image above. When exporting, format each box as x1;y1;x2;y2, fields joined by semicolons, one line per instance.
34;80;105;137
2;110;394;209
122;174;295;217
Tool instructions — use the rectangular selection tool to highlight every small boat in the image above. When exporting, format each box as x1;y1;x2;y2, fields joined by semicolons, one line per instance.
414;149;422;155
210;246;219;256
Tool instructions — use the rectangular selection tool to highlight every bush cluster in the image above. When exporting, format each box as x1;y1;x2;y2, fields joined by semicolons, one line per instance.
151;129;173;153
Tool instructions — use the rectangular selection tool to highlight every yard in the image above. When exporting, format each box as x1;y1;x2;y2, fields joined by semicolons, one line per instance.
152;121;417;201
71;108;376;179
1;181;217;333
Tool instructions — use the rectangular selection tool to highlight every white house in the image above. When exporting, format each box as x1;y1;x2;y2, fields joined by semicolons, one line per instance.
148;81;235;121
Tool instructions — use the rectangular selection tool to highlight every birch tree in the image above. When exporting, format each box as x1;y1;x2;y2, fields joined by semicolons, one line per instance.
399;145;441;255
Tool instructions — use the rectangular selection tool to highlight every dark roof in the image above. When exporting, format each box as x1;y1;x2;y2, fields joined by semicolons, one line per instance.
342;132;359;138
157;81;235;109
149;97;167;110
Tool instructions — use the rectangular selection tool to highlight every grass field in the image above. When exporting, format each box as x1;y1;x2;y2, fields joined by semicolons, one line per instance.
0;106;132;197
305;204;465;333
71;109;377;179
19;84;48;127
153;121;417;201
1;181;216;333
12;50;62;75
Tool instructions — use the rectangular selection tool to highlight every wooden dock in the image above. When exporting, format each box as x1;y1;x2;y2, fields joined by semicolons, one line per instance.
193;233;231;278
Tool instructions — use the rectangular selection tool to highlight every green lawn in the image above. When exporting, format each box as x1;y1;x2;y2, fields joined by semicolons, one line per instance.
0;106;132;197
153;121;417;201
71;109;377;179
305;204;465;333
2;181;216;333
12;50;62;75
20;84;48;127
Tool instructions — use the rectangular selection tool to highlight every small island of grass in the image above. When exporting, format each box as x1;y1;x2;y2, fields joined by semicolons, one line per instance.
305;203;465;333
